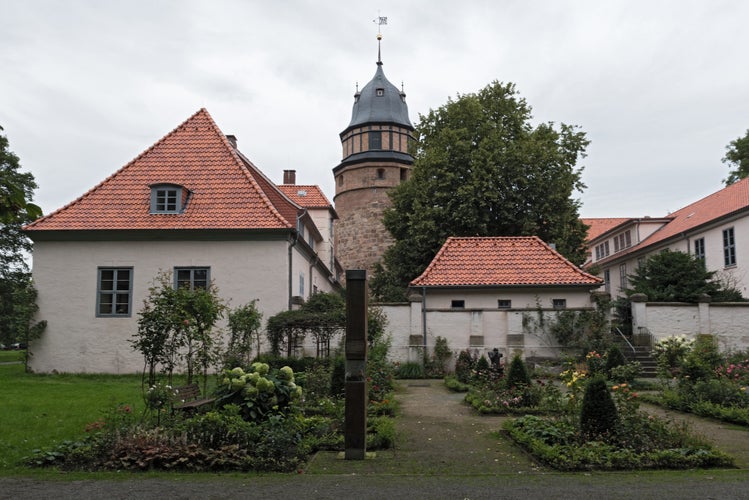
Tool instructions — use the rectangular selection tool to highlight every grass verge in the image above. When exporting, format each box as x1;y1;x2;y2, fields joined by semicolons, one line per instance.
0;363;143;474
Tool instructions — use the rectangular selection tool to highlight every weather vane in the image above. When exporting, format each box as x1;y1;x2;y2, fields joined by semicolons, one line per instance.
374;13;388;39
374;13;387;63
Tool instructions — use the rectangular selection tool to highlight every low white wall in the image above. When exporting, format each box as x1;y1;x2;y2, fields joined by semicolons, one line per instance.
632;300;749;351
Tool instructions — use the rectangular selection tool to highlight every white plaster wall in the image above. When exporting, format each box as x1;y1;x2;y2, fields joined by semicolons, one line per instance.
645;304;700;338
30;239;294;373
709;305;749;351
422;288;594;310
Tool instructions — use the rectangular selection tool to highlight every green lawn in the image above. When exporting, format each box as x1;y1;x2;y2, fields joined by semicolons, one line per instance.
0;364;144;473
0;350;24;363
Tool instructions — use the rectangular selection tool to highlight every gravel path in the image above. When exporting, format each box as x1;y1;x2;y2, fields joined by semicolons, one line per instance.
2;379;749;499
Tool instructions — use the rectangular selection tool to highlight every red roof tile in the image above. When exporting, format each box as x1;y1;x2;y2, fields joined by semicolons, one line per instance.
24;109;300;232
278;185;333;209
582;218;631;242
635;177;749;250
410;236;602;287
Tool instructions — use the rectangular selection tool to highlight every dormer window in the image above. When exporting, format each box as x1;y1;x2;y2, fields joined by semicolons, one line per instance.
150;184;187;214
376;88;384;96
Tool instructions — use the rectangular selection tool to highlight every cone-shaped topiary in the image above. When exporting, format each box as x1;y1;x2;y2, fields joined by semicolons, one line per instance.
455;350;474;383
506;354;531;388
580;375;618;439
605;344;627;378
476;355;490;372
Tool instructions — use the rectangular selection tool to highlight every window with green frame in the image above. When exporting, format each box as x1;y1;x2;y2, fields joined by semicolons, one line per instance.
175;267;209;290
97;267;133;316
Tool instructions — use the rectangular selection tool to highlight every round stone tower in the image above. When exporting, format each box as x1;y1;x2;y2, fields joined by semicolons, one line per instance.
333;36;415;278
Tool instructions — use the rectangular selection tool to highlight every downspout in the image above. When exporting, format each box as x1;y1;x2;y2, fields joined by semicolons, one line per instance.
422;286;428;364
288;218;301;310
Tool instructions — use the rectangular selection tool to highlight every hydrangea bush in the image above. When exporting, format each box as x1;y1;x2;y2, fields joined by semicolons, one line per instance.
216;362;302;422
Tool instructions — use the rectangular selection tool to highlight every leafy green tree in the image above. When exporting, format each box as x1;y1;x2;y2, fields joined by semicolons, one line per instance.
266;291;346;358
226;300;263;367
132;271;225;390
722;129;749;185
625;249;742;302
0;125;45;362
371;81;589;300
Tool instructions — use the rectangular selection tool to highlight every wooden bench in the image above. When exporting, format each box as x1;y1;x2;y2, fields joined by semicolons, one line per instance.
171;383;216;413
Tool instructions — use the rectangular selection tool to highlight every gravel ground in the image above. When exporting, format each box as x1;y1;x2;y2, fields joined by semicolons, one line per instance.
2;379;748;499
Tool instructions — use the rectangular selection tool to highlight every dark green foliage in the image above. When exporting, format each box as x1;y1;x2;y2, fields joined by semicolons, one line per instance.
132;272;226;389
0;126;45;363
580;376;618;439
265;291;349;358
504;415;733;471
330;355;345;397
605;344;627;377
625;249;742;303
371;81;590;300
680;335;723;382
506;354;531;388
476;355;490;373
226;301;262;367
425;335;452;377
549;295;611;351
723;128;749;185
396;361;425;379
455;349;475;383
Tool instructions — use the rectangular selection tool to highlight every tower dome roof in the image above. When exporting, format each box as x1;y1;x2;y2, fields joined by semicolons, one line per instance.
345;61;413;132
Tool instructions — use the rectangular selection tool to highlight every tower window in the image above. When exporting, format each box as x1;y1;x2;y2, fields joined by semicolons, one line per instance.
376;88;384;96
369;131;382;150
376;168;385;180
338;175;344;186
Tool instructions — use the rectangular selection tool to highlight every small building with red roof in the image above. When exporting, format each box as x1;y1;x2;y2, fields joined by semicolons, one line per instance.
387;236;602;362
23;109;339;373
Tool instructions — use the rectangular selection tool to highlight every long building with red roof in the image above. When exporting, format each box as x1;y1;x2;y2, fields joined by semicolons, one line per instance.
584;177;749;298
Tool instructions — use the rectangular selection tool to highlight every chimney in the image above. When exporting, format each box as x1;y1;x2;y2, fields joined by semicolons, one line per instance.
283;170;296;185
226;135;237;148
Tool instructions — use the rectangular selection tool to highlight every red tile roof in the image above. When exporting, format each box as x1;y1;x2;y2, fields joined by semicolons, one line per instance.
278;185;333;209
24;109;303;232
410;236;603;287
636;176;749;249
582;218;631;242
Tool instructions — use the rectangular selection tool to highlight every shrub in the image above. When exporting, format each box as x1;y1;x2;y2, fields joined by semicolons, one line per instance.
367;416;397;449
605;345;627;377
506;354;531;388
585;350;606;376
455;350;475;384
609;361;642;383
330;355;345;397
426;336;452;377
580;375;618;439
215;363;302;422
396;361;425;379
681;335;722;382
653;335;694;377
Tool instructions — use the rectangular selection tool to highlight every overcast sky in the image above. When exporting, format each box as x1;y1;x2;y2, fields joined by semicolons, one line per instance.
2;1;748;220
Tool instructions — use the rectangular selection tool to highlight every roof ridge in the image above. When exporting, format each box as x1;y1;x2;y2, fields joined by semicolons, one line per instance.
25;108;299;232
25;108;213;228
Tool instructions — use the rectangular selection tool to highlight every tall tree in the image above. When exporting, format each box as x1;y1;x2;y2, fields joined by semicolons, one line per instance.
723;129;749;186
371;81;589;301
0;125;44;352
